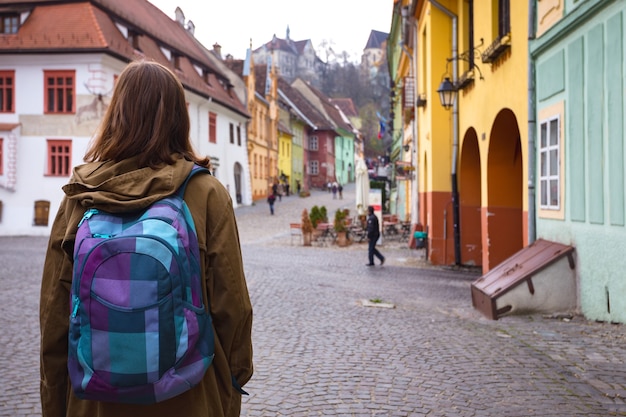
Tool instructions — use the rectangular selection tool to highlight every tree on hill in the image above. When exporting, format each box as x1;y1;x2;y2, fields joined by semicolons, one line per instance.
316;48;390;159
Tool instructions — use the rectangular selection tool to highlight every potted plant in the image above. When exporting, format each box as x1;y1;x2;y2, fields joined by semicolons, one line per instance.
310;205;328;228
333;208;349;247
301;208;313;246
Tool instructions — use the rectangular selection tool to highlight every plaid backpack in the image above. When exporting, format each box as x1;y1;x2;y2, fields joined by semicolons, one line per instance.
68;165;214;404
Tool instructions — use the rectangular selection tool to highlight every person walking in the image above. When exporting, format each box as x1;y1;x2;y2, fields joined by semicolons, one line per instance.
39;60;253;417
366;205;385;266
267;192;276;215
338;183;343;199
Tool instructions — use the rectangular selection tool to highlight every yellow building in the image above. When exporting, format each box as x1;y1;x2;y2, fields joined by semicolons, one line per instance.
243;53;279;201
277;114;293;193
403;0;528;271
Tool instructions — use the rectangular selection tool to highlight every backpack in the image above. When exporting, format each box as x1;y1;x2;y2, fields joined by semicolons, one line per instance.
68;165;214;404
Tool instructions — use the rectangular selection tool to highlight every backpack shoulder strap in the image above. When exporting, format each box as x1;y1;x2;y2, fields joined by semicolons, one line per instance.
176;164;211;198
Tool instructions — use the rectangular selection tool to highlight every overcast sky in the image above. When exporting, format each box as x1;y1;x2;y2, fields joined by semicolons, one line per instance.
147;0;392;62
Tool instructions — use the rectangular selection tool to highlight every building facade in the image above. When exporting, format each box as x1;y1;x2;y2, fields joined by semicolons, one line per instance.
393;0;529;268
531;0;626;323
0;0;250;236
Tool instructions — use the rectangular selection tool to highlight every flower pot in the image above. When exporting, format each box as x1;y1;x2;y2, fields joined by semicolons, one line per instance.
335;231;349;247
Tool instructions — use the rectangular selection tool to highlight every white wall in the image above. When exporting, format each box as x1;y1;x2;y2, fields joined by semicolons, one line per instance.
0;53;251;236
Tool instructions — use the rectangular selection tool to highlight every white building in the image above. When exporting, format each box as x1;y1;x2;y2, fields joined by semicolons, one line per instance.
0;0;252;236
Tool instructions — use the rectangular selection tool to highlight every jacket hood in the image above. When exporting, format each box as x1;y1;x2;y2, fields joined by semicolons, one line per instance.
63;155;195;213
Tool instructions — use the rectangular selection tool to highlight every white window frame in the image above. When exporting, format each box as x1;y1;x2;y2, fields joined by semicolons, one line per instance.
309;135;318;151
310;160;319;175
539;115;560;210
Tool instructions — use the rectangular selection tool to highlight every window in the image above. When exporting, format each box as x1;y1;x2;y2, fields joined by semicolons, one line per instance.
310;160;319;175
309;135;318;151
128;30;141;52
539;116;560;210
229;123;234;144
0;138;3;175
497;0;510;37
237;125;242;146
0;71;14;113
209;112;217;143
44;70;75;114
0;14;19;34
172;54;181;71
47;139;72;176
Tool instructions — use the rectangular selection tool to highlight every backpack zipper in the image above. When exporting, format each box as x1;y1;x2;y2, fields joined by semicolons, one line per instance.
78;208;99;227
70;295;80;318
92;233;113;238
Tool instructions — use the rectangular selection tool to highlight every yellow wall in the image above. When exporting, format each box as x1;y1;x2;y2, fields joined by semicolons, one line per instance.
278;131;292;183
457;0;529;212
417;1;457;194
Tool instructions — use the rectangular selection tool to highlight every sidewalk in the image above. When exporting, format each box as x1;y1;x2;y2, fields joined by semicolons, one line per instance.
235;183;445;275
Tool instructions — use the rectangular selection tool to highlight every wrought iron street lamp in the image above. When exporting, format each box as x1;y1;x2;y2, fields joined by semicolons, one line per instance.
437;77;457;110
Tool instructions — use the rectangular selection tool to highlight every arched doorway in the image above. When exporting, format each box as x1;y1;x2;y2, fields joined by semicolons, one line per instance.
485;109;523;271
459;128;482;266
234;162;243;204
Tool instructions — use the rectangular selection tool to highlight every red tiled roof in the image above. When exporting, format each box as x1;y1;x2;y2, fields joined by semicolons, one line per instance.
293;80;353;133
277;77;332;130
0;0;247;116
0;3;120;51
330;98;359;117
254;65;269;97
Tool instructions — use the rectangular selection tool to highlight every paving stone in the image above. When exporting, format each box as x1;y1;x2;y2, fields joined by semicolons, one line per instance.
2;184;626;416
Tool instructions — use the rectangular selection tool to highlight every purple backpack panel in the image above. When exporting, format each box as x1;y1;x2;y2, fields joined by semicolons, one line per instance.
68;166;214;404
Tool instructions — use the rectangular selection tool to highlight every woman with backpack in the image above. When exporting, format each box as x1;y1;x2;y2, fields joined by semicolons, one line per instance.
40;60;253;417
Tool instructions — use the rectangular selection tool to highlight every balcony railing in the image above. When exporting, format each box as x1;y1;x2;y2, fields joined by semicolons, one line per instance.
481;34;511;64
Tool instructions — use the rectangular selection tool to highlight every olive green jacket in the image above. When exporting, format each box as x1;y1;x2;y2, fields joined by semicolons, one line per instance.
40;156;253;417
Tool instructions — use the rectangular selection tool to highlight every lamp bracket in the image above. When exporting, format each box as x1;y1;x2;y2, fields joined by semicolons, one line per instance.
446;38;485;81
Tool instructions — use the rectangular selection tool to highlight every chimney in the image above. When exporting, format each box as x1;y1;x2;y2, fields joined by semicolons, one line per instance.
174;7;184;26
213;43;222;59
186;20;195;36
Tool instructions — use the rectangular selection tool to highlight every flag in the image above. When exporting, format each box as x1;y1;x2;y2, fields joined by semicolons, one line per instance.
378;121;385;139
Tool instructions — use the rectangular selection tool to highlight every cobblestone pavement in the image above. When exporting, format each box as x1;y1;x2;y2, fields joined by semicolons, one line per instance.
2;184;626;416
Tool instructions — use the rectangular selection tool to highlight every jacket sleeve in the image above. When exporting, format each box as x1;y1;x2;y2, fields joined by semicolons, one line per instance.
40;200;73;417
202;181;254;389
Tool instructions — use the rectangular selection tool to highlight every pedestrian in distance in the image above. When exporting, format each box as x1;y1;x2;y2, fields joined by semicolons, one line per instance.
366;205;385;266
277;183;283;201
268;192;276;215
296;179;301;195
331;181;338;199
338;183;343;199
39;60;253;417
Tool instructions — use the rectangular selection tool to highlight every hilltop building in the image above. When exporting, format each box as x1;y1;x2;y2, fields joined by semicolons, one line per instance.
252;27;326;87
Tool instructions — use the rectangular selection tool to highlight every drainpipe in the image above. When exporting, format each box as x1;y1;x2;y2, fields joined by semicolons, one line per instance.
401;40;419;229
430;0;461;265
527;0;537;243
401;4;419;229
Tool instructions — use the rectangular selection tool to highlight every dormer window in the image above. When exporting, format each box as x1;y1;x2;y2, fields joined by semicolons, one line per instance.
202;69;212;85
1;14;19;34
172;54;181;71
128;30;141;52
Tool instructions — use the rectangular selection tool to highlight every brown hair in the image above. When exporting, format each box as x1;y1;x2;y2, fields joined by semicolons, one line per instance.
85;60;210;168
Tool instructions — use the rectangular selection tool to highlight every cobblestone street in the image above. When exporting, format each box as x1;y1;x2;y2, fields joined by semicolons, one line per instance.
1;184;626;416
